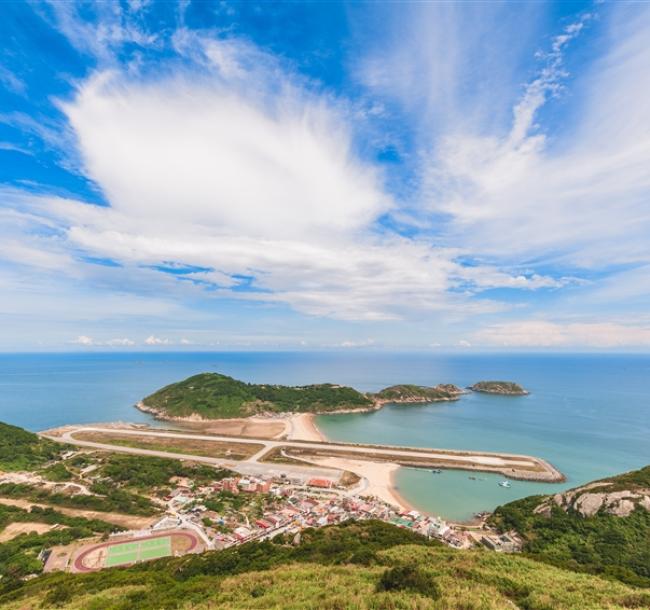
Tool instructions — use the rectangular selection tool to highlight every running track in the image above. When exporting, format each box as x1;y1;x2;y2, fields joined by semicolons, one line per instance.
73;530;200;572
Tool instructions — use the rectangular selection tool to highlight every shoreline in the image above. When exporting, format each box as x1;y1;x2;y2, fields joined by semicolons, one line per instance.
287;413;326;442
302;416;416;513
388;468;416;513
134;401;561;519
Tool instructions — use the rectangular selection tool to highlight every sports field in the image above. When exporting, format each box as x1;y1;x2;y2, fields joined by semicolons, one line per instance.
73;530;201;572
105;535;171;567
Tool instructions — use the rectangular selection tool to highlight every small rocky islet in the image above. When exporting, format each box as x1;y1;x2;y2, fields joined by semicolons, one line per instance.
469;380;529;396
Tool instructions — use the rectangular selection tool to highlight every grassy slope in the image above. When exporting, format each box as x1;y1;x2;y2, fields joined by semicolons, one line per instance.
2;521;646;610
141;372;374;419
0;422;64;471
0;504;118;581
490;466;650;587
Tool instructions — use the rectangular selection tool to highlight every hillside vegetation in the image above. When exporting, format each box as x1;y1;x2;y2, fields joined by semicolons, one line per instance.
0;422;64;471
490;466;650;587
2;520;647;610
0;504;118;582
373;384;463;403
471;380;529;395
141;372;374;419
142;373;475;420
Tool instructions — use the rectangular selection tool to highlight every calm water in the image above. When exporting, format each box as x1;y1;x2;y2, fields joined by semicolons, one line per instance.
1;352;648;521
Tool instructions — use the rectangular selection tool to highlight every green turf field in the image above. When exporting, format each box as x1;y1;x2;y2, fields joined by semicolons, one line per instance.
105;536;172;567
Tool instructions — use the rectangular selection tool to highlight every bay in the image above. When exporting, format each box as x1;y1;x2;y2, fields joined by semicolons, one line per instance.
1;352;648;521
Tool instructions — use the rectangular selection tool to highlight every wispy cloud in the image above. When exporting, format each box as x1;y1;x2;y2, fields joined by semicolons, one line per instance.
5;37;555;323
70;335;135;346
475;320;650;348
144;335;171;345
2;2;650;349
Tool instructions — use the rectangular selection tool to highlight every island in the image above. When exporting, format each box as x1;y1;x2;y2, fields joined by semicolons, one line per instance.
138;372;375;420
137;372;467;421
372;384;464;405
470;380;529;395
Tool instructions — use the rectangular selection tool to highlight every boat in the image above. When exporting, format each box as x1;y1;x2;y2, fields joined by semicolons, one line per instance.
431;469;442;474
468;476;477;480
498;481;511;488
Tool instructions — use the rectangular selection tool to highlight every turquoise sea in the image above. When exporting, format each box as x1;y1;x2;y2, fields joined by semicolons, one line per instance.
1;352;648;521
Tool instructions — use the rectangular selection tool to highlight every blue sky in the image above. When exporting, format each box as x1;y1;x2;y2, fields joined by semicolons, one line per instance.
1;1;650;351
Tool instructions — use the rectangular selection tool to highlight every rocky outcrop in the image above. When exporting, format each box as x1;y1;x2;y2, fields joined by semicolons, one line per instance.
372;384;465;405
470;381;529;395
536;480;650;518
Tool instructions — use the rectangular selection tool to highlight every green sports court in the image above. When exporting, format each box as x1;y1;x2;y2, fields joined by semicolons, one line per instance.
104;536;172;567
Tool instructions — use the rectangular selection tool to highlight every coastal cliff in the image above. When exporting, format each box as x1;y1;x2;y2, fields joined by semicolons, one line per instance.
470;380;529;395
490;465;650;587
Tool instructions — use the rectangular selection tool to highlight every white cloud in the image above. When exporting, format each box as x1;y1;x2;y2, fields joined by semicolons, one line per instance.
71;335;94;346
61;66;389;241
69;335;135;346
105;337;135;346
0;65;26;95
422;6;650;270
7;7;648;349
338;338;375;348
4;40;554;323
144;335;171;345
36;1;158;63
474;320;650;348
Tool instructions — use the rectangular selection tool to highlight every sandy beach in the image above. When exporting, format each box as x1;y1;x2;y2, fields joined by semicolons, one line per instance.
297;455;412;511
287;414;413;511
287;413;326;442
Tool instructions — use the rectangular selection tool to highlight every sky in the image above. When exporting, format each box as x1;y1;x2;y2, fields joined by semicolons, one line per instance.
1;0;650;352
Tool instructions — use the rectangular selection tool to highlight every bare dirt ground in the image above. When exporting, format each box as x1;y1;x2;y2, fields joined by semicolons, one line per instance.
73;431;264;461
0;497;157;529
44;539;97;573
0;521;60;542
176;417;287;439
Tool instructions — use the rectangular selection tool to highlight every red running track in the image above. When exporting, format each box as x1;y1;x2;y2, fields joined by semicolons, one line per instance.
73;530;200;573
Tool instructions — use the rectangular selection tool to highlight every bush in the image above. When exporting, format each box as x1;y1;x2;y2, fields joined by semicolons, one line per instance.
43;583;73;606
376;564;440;600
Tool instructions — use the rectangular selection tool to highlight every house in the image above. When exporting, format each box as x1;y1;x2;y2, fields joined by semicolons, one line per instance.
307;478;333;489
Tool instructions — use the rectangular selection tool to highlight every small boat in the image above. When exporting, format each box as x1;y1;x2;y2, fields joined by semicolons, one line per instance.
468;476;477;480
498;481;511;488
431;469;442;474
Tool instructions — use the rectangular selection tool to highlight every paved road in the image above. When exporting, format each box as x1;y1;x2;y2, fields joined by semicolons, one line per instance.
44;428;343;482
45;425;561;481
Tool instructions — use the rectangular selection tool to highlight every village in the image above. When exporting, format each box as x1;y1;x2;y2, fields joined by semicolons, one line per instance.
0;440;524;575
50;464;526;574
154;471;475;551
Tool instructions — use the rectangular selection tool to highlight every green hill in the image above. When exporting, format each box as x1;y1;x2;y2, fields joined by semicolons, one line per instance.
2;520;647;610
489;466;650;587
140;372;374;419
141;373;474;420
471;381;529;395
0;422;65;471
373;383;463;403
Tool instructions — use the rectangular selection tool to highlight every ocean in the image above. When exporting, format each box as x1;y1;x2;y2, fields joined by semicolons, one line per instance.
1;351;648;521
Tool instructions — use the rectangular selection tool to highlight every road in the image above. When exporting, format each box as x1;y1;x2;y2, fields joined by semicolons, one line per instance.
44;425;563;482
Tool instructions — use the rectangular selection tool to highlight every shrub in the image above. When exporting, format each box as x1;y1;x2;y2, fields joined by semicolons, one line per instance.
376;564;440;600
